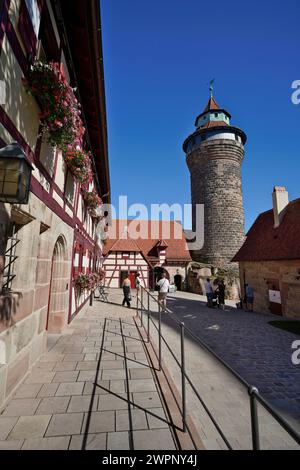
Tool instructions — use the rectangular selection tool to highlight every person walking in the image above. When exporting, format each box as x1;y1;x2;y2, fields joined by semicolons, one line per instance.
135;272;141;293
157;272;170;312
245;284;254;312
174;270;182;291
122;274;131;308
205;278;214;308
216;280;226;310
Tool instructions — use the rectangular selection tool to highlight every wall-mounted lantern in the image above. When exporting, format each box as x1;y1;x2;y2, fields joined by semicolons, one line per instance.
0;143;33;204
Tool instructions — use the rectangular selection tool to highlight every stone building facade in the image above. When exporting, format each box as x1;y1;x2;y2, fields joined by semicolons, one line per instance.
183;95;247;268
233;187;300;318
0;0;110;409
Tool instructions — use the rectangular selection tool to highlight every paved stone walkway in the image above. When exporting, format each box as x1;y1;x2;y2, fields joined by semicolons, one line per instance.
166;292;300;426
0;298;177;450
2;289;299;450
144;290;300;449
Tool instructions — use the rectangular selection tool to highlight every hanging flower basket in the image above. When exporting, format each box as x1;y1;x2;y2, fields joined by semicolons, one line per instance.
75;272;100;291
23;61;85;150
64;148;93;185
82;189;103;215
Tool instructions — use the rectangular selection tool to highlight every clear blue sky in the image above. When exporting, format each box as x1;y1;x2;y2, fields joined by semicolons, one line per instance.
101;0;299;231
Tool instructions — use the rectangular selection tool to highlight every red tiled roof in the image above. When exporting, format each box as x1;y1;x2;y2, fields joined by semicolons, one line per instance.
103;220;192;264
202;97;221;113
199;120;229;129
157;239;169;248
194;96;232;127
109;238;140;252
233;199;300;262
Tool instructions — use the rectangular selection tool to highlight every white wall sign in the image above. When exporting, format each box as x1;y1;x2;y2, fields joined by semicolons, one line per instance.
269;290;282;304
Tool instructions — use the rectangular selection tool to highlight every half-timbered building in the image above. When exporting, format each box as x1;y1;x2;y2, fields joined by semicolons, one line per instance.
0;0;110;409
103;220;191;289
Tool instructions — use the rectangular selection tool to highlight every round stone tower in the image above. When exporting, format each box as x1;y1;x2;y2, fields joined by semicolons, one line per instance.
183;92;247;268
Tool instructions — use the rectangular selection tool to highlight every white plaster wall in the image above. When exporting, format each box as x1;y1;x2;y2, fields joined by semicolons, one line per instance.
52;190;64;208
206;132;239;142
54;152;66;192
8;0;27;55
1;36;40;152
110;279;119;288
0;124;14;145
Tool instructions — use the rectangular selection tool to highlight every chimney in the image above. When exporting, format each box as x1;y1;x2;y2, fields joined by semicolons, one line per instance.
272;186;289;228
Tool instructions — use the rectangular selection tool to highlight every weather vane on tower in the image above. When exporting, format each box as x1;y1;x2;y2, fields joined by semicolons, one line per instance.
209;79;215;98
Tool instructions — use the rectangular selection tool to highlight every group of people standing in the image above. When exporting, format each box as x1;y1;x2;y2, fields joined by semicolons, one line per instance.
205;278;254;311
204;278;226;310
121;271;170;311
122;272;254;313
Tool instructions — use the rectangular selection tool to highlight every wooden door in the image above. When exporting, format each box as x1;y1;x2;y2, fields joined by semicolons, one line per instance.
129;272;137;289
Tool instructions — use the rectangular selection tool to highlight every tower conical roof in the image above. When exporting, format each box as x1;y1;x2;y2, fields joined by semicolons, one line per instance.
195;94;231;127
202;96;221;113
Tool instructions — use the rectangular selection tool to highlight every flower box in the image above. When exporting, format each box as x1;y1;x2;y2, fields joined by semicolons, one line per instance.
82;189;102;215
23;61;84;150
75;271;105;291
64;149;92;185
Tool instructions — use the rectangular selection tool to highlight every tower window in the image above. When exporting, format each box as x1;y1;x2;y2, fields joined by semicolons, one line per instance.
214;113;218;118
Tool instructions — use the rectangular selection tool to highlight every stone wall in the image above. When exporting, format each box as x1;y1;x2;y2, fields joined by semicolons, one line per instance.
186;139;245;268
0;193;73;411
187;265;241;300
165;266;187;289
240;260;300;318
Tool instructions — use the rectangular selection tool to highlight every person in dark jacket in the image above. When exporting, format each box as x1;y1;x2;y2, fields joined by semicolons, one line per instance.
122;275;131;308
216;280;226;310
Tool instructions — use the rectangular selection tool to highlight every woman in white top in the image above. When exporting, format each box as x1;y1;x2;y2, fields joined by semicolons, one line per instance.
157;272;170;312
135;273;141;291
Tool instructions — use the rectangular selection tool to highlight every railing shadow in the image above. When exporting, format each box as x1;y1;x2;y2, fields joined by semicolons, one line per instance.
0;291;23;328
81;317;181;450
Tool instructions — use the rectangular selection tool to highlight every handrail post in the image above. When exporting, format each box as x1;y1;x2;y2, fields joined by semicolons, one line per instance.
249;386;260;450
136;286;139;317
147;290;150;343
141;287;144;327
180;322;186;432
158;301;162;371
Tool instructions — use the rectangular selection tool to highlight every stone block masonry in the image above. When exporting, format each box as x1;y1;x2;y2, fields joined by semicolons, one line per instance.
187;139;245;267
183;94;247;269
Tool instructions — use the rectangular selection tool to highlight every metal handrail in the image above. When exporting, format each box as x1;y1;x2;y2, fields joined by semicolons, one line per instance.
137;286;300;450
